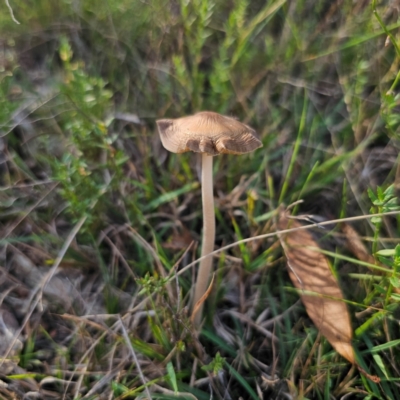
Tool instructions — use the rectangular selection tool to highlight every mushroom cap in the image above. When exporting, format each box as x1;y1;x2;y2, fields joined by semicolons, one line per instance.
156;111;262;156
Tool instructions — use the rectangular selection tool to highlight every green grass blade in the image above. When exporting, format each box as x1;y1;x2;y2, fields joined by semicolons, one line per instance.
200;329;237;357
279;90;308;203
146;182;200;211
166;362;178;393
223;359;259;400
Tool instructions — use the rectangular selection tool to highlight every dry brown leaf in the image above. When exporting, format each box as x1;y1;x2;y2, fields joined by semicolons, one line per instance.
278;212;355;364
341;223;376;266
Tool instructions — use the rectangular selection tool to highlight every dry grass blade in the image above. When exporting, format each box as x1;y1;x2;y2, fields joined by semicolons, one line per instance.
278;211;355;364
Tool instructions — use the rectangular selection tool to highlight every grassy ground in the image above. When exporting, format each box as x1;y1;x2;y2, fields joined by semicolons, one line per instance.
1;0;400;398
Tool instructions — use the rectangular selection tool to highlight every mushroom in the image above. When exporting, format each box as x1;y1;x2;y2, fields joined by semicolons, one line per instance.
156;111;262;327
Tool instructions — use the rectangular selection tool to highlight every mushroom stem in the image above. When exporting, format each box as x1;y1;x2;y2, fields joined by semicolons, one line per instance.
192;153;215;327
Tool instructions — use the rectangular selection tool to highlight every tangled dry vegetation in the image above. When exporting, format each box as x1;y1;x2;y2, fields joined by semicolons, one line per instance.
1;0;400;399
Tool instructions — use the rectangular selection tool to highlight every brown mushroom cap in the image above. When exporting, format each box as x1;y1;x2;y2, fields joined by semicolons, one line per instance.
156;111;262;156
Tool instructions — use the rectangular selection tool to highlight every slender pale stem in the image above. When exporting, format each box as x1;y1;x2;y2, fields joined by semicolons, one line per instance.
192;153;215;327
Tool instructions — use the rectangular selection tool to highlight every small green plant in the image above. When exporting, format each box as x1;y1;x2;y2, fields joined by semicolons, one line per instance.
202;352;225;375
375;244;400;306
368;184;400;254
137;272;169;297
49;38;128;227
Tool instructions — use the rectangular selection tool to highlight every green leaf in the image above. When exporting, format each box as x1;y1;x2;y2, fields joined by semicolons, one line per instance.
231;217;250;268
166;362;178;393
368;339;400;353
367;188;378;203
146;182;200;211
376;249;395;256
385;198;398;207
390;293;400;301
377;256;393;268
372;353;389;379
254;209;275;223
201;329;237;357
373;284;387;294
223;360;259;400
355;312;386;337
383;184;395;198
130;337;164;361
370;216;382;224
111;381;129;396
7;373;40;379
177;382;213;400
389;277;400;288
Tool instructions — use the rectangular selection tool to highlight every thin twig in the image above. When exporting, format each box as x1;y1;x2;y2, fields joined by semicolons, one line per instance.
5;0;20;24
118;316;153;400
0;212;88;368
3;182;59;238
102;234;137;280
220;310;278;342
175;210;400;279
0;179;54;191
0;92;59;138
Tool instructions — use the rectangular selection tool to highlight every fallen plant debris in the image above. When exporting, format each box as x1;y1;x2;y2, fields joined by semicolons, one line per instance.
341;222;376;267
278;210;380;383
278;211;355;363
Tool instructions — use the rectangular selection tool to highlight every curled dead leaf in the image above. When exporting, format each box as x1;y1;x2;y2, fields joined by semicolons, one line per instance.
278;211;355;364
